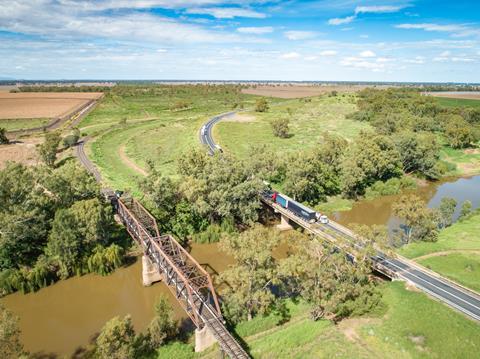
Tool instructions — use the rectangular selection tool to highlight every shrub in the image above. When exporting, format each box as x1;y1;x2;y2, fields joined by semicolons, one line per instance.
255;98;269;112
270;118;290;138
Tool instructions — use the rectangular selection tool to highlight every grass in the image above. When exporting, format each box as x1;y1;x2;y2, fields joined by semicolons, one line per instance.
435;97;480;108
315;196;353;215
398;211;480;292
81;85;265;190
418;253;480;292
214;94;369;160
156;281;480;358
0;118;50;131
440;145;480;177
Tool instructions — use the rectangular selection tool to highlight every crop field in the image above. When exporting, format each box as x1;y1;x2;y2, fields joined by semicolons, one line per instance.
434;96;480;109
158;281;480;358
0;92;102;120
81;85;268;191
214;93;369;159
428;91;480;100
241;84;374;98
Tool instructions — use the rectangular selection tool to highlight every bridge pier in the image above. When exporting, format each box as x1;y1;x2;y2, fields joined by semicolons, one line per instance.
142;255;162;286
276;214;293;231
195;326;218;353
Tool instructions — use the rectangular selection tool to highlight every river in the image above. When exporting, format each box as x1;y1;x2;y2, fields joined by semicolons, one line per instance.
2;175;479;356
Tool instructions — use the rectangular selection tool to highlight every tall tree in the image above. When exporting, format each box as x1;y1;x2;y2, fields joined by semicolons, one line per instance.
219;225;280;322
147;296;178;348
96;315;136;359
444;115;476;149
341;132;402;197
437;197;457;228
460;200;473;219
179;151;263;224
279;233;381;321
284;151;340;204
392;195;439;243
38;131;61;167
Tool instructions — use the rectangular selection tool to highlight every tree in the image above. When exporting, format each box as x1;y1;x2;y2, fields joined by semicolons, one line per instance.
279;233;381;321
283;152;340;204
316;131;348;174
147;296;178;348
46;198;113;278
38;131;61;167
0;305;25;358
96;315;136;359
255;98;269;112
270;118;290;138
179;150;263;224
445;115;476;149
0;127;9;144
140;172;179;226
219;225;280;322
392;195;438;243
395;131;441;179
437;197;457;228
341;132;402;197
246;144;286;183
460;200;473;219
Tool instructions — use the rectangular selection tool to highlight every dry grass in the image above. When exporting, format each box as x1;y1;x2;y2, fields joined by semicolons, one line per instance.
0;92;103;119
427;92;480;100
0;139;41;168
241;84;373;98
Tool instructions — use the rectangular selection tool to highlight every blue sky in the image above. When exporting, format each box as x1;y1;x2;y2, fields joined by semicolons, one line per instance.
1;0;479;82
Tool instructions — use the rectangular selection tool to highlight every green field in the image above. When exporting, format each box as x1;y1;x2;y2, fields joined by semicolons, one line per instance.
399;211;480;291
0;118;50;131
214;94;369;159
435;96;480;108
80;86;267;190
157;281;480;358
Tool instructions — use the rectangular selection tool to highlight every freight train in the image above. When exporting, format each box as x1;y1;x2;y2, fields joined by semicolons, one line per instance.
262;189;329;224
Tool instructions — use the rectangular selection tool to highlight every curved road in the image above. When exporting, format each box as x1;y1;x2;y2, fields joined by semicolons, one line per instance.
199;113;480;322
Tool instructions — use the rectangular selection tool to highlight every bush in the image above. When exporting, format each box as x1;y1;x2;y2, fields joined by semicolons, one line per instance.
63;134;79;148
364;177;416;200
0;127;9;144
270;118;290;138
255;98;269;112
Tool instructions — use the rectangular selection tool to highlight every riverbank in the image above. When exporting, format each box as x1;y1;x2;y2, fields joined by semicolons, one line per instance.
399;210;480;292
158;281;480;358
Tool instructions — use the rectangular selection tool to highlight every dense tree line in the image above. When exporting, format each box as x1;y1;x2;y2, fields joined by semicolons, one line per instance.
0;161;124;296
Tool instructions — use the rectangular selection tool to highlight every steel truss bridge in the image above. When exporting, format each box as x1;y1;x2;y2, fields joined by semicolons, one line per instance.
115;195;250;359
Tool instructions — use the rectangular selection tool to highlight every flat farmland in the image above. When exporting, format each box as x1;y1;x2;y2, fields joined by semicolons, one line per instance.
241;84;373;98
0;92;103;119
427;91;480;100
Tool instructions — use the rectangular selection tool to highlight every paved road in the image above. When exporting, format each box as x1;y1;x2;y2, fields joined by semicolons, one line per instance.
199;111;235;154
201;113;480;322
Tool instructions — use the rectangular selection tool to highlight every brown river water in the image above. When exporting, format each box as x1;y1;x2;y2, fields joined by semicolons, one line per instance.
1;175;479;356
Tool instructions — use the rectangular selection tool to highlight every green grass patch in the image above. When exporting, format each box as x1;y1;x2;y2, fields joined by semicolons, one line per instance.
315;196;353;215
155;341;195;359
418;253;480;292
0;118;50;131
215;94;369;159
399;211;480;259
435;96;480;108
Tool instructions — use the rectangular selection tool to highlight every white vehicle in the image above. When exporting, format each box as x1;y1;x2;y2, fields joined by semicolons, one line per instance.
316;213;329;224
201;126;206;136
215;144;223;152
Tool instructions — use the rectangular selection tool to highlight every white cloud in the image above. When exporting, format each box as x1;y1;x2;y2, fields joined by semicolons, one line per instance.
452;57;475;62
360;34;369;39
304;56;317;61
328;16;355;26
280;52;300;59
395;23;480;37
404;56;425;64
156;48;168;53
359;50;376;58
329;5;406;26
185;7;266;19
355;5;405;14
440;50;451;57
319;50;337;56
237;26;273;34
340;56;385;71
284;30;316;40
